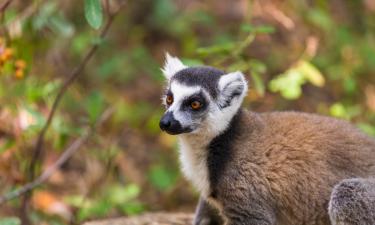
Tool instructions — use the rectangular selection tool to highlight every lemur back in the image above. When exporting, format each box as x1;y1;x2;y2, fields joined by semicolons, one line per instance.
210;110;375;225
159;54;375;225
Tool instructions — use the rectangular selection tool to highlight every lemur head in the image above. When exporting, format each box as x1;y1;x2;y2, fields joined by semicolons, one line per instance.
159;53;248;136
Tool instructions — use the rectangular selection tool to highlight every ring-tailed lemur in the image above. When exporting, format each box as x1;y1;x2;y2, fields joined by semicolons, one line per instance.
159;54;375;225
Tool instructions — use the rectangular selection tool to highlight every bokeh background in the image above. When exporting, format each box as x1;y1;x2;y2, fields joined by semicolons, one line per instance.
0;0;375;224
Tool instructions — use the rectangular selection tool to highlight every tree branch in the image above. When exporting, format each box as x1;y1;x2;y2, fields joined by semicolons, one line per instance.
0;0;13;15
26;0;125;188
14;1;125;223
0;108;114;205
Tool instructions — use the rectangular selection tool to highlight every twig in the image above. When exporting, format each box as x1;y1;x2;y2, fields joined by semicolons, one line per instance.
26;0;125;189
0;0;13;37
4;0;46;28
17;1;125;223
0;0;13;15
0;108;114;205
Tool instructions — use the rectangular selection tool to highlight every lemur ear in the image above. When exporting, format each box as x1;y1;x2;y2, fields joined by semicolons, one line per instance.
217;71;248;108
161;53;187;80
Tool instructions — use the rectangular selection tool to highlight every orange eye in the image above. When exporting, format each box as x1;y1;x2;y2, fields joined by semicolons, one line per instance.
166;95;173;105
190;101;202;110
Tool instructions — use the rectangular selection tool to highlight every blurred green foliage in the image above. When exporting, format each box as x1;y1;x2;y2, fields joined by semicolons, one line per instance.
0;0;374;224
269;60;325;99
0;217;21;225
65;183;143;222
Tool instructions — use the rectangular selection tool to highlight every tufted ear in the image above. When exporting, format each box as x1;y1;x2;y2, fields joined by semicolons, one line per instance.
161;53;187;80
217;71;248;109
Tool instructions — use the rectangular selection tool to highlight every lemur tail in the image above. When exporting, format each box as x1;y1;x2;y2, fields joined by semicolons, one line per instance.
328;178;375;225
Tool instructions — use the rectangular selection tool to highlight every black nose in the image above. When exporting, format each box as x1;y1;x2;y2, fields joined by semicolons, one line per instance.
159;114;172;130
159;112;186;135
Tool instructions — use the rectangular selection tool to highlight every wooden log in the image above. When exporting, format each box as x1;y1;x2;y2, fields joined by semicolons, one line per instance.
83;212;194;225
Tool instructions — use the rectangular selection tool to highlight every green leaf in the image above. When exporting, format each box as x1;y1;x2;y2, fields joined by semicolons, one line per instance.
0;217;21;225
298;61;325;87
85;91;105;124
84;0;103;29
240;24;275;34
269;60;325;100
196;42;236;55
254;25;275;34
269;70;305;100
329;103;348;119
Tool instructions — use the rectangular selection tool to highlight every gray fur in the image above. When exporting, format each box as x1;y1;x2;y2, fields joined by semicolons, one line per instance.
195;111;375;225
171;67;225;99
329;178;375;225
194;197;225;225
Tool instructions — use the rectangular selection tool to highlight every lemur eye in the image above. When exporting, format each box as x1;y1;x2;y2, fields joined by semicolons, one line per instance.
190;101;202;110
166;95;173;105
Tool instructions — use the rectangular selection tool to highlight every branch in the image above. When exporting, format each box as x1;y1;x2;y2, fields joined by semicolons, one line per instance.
0;108;114;205
0;0;13;15
15;1;125;222
27;0;125;187
0;0;13;36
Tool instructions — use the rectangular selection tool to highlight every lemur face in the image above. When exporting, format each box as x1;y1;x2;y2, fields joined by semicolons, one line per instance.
159;54;248;136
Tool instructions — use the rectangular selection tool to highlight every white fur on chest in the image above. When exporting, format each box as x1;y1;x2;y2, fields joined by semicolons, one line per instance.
177;110;233;198
178;136;211;197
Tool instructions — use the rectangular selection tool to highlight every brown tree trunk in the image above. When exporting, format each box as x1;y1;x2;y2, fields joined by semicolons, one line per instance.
83;212;194;225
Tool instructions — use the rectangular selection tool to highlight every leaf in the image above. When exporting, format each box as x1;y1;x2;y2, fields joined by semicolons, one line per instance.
85;91;105;124
269;70;305;100
269;60;325;100
84;0;103;29
329;103;348;119
298;61;325;87
196;42;236;55
254;25;275;34
0;218;21;225
240;24;275;34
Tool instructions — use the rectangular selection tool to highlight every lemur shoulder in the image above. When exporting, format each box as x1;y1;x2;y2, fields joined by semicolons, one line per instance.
159;54;375;225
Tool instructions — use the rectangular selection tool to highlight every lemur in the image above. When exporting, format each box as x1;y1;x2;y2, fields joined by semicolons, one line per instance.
159;54;375;225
